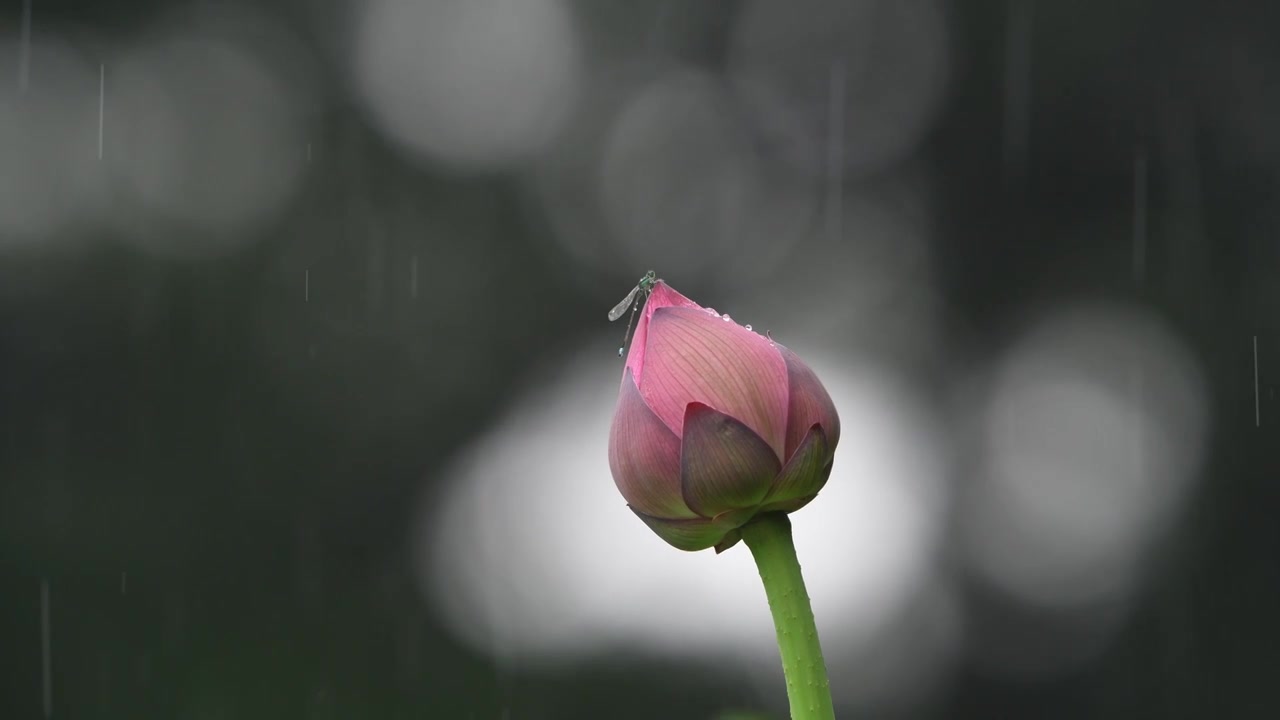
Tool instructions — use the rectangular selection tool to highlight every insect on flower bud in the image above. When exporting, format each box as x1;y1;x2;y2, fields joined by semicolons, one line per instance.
608;279;840;552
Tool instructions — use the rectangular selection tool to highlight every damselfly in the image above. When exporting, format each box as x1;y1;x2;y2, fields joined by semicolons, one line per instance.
609;270;657;357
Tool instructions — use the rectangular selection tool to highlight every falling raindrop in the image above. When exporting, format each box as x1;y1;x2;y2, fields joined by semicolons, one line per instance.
18;0;32;93
41;579;51;718
1132;146;1147;286
1254;335;1261;427
1003;0;1033;184
97;63;105;160
410;255;419;299
304;269;310;302
826;58;845;243
120;572;127;595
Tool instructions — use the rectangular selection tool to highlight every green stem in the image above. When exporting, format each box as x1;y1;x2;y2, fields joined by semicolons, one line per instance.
739;513;835;720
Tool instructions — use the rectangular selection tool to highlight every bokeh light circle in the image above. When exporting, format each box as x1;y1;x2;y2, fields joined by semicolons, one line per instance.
108;6;316;255
728;0;949;178
963;303;1208;612
597;68;815;284
0;36;104;245
352;0;583;171
417;341;951;707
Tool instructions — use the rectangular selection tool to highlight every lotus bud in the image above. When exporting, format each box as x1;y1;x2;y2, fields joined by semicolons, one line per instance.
608;280;840;552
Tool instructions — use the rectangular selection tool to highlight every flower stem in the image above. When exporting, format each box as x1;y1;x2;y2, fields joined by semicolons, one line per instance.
739;513;835;720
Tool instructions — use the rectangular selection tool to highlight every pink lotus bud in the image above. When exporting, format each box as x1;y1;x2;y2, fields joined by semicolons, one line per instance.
608;280;840;552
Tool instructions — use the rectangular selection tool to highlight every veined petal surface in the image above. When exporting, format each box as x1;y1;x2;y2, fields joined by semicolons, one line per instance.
763;424;830;507
777;344;840;463
641;307;789;458
609;370;695;519
680;402;780;518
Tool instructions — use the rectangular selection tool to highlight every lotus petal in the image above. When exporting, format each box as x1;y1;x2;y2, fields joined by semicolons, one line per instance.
763;424;831;508
777;344;840;463
609;370;696;519
680;402;780;518
630;506;752;552
641;308;789;457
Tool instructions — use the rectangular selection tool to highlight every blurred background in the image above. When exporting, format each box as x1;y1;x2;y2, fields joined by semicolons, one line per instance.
1;0;1277;717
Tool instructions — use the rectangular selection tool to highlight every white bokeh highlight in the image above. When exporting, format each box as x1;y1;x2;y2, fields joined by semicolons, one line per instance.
108;8;314;254
416;341;951;706
0;36;104;245
597;68;815;283
963;303;1208;613
352;0;583;171
728;0;949;177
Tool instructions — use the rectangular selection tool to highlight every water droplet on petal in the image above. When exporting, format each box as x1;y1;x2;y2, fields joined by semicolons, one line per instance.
745;324;753;331
722;314;732;321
